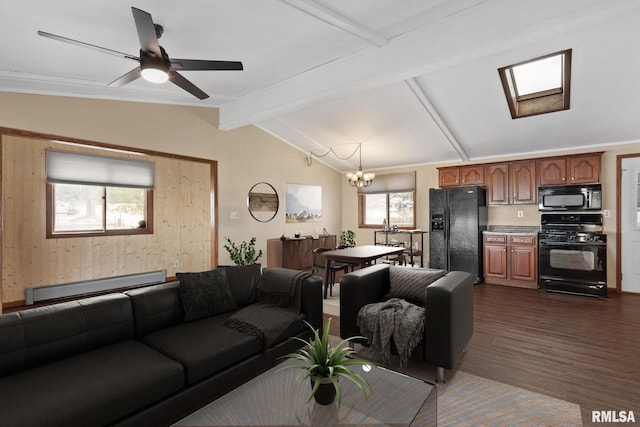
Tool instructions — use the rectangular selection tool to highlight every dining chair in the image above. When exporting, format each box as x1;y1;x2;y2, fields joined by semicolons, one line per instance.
312;247;349;297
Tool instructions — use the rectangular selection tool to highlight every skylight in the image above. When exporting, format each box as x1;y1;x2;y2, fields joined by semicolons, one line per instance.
498;49;572;119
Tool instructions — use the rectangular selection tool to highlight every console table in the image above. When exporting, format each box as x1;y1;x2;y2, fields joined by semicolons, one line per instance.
267;234;336;270
374;229;427;267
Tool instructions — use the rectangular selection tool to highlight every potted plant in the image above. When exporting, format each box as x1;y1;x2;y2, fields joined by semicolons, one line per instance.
339;230;356;248
278;318;373;407
223;236;263;266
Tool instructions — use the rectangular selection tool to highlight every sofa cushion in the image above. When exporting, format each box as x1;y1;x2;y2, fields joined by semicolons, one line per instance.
387;266;447;304
218;263;262;306
0;340;184;427
0;293;134;377
177;269;237;322
126;282;184;338
142;312;263;384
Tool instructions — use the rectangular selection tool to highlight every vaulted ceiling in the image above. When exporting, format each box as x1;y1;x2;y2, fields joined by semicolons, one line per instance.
2;0;639;172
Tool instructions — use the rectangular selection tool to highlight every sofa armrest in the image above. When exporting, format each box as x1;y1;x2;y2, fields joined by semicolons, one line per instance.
300;275;323;332
339;264;390;340
423;270;474;370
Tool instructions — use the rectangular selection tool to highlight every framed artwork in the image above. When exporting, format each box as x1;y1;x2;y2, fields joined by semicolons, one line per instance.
285;183;321;223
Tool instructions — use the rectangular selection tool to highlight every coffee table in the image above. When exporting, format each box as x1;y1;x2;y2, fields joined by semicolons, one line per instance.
173;359;436;426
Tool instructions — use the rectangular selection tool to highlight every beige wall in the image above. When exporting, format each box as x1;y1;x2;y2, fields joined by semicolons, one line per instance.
0;92;342;306
342;143;640;290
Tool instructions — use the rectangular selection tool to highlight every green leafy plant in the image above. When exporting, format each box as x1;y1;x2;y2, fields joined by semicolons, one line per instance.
223;236;263;266
278;317;373;408
339;230;356;247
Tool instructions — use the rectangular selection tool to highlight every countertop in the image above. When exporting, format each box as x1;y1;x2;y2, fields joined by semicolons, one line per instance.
484;225;539;235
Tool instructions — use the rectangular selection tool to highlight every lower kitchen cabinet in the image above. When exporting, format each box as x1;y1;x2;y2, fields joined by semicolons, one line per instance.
483;233;537;289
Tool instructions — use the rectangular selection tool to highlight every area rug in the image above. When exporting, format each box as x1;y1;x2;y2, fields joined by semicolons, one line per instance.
437;371;582;426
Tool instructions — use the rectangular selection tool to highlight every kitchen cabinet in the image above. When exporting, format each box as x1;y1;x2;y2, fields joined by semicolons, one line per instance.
485;161;536;205
511;161;536;204
483;232;537;289
438;167;460;187
538;153;601;185
438;165;485;188
267;234;336;270
486;163;509;205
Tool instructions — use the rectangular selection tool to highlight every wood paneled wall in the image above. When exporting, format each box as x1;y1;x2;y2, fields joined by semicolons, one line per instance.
1;134;213;306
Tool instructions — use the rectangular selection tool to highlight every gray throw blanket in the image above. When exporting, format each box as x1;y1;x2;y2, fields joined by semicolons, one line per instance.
357;298;425;368
227;269;310;347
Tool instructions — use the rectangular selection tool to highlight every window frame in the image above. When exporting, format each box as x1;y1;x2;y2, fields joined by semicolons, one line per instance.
498;49;572;119
358;191;416;229
46;182;154;238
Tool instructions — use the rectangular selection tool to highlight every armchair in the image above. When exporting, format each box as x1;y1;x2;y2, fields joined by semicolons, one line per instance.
339;264;474;383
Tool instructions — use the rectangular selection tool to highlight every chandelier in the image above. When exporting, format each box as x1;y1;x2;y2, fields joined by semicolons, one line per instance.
305;143;375;188
346;144;375;187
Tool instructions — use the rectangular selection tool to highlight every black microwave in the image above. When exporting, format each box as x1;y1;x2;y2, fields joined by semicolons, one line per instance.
538;184;602;211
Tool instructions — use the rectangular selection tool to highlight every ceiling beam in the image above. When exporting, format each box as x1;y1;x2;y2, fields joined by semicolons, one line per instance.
279;0;387;47
219;0;640;131
405;78;469;162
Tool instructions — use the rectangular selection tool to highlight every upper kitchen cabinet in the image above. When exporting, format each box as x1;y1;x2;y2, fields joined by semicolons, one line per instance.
538;153;602;185
438;167;460;187
486;161;536;205
486;163;510;205
511;160;536;204
438;165;485;188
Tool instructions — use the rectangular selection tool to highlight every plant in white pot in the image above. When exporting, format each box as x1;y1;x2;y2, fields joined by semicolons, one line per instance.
278;318;373;407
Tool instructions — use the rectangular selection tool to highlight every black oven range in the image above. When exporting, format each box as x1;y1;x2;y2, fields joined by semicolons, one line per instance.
538;213;607;298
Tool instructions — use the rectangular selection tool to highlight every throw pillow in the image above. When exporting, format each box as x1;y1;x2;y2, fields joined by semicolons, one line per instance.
387;266;447;304
218;263;262;307
177;269;237;322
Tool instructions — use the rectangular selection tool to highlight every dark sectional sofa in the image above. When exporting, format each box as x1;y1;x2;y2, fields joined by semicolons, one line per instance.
339;264;474;383
0;265;323;427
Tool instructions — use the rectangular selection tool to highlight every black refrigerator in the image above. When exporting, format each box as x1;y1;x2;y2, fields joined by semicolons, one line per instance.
429;186;487;283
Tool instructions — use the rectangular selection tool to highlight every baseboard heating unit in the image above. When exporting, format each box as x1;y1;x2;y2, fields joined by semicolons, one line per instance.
25;270;166;305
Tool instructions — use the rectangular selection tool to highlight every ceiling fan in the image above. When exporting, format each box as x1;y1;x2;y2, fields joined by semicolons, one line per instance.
38;6;243;100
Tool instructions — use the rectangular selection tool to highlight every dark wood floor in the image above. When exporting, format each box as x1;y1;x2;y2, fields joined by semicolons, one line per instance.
327;284;640;427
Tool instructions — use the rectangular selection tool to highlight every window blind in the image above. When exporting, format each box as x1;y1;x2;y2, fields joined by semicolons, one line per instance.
46;149;154;188
357;171;416;194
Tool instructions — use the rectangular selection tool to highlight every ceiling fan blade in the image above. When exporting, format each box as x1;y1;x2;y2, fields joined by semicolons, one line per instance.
169;71;209;100
37;30;139;61
131;7;162;57
170;59;244;71
108;67;142;87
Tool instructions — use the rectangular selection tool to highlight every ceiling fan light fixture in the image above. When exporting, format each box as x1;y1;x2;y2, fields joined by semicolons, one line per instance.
141;62;169;83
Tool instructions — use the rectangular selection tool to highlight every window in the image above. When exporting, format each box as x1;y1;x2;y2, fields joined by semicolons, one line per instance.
357;172;416;229
360;191;415;228
45;149;154;237
498;49;571;119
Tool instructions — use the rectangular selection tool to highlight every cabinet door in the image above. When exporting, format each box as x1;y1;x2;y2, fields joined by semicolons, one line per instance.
569;155;601;184
439;167;460;187
511;161;536;204
510;246;537;282
487;164;510;205
460;165;485;186
538;158;567;185
484;244;508;280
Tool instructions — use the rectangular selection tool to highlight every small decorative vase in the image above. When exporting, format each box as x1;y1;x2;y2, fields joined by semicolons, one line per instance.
310;376;336;405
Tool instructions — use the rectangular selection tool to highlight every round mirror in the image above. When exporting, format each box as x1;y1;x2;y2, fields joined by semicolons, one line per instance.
247;182;279;222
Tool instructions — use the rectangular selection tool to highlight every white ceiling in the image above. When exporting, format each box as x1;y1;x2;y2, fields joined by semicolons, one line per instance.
2;0;640;173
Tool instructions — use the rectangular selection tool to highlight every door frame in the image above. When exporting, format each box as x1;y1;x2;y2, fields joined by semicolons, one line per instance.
616;153;640;293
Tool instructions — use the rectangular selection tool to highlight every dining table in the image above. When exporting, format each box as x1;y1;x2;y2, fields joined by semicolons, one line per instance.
321;245;406;298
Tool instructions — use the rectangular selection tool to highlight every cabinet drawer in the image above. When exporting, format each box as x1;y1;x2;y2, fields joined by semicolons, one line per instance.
509;235;536;246
484;234;507;244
